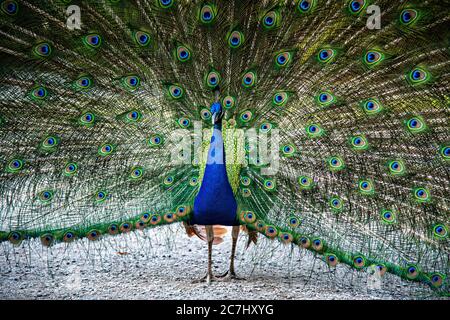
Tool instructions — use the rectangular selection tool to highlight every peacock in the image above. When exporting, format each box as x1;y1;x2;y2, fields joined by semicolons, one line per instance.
0;0;449;293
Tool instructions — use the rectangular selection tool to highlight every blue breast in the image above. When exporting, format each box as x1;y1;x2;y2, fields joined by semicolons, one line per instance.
191;125;239;226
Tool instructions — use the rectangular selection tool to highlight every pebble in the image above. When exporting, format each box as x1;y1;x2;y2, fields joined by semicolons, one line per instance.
0;228;442;300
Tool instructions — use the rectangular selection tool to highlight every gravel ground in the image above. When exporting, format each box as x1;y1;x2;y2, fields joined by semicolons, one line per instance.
0;225;445;300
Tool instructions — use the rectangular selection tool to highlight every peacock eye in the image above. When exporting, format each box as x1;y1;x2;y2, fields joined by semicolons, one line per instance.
349;0;366;14
206;70;221;88
298;176;313;189
405;116;426;133
328;156;345;171
281;144;295;157
263;179;276;191
312;238;323;251
433;224;448;239
262;10;280;30
329;196;344;212
380;209;396;224
413;187;430;203
259;122;272;133
94;190;108;203
168;85;184;99
99;143;114;156
30;86;48;100
1;1;19;15
318;48;335;63
240;177;250;185
122;75;140;91
124;110;142;122
66;233;73;238
358;180;374;194
228;30;244;49
199;4;217;24
164;175;174;186
222;96;236;109
429;273;444;288
388;160;405;176
305;124;324;138
350;135;368;151
8;158;24;172
149;214;162;225
176;45;191;62
64;162;78;176
353;255;366;269
148;134;163;147
405;264;419;279
239;110;253;123
189;177;198;186
440;145;450;160
75;76;93;90
242;71;256;88
38;190;54;203
361;98;382;115
158;0;174;9
400;9;418;25
317;91;335;107
326;254;338;266
297;0;315;13
243;211;256;223
120;222;132;233
177;117;190;128
84;33;102;48
33;42;52;58
78;112;95;126
87;230;101;241
288;216;300;228
134;30;151;46
408;67;429;84
130;166;144;180
265;225;278;238
41;135;59;150
364;50;384;67
272;92;289;107
298;236;311;248
275;52;292;68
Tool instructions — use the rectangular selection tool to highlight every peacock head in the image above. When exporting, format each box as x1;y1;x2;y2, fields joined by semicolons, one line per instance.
211;86;223;125
210;101;223;125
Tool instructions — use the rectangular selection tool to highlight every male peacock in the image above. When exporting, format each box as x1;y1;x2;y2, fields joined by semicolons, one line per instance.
0;0;449;292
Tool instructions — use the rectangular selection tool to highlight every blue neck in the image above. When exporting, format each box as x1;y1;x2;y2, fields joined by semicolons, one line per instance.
191;122;239;226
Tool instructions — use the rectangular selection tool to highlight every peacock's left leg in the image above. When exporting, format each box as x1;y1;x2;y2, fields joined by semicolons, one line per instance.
218;225;245;281
192;225;219;284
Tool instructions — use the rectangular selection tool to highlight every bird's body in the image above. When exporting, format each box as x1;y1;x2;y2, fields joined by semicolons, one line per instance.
0;0;449;294
192;111;239;227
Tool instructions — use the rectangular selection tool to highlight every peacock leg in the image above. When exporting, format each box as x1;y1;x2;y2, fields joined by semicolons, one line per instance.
192;225;218;284
218;225;245;281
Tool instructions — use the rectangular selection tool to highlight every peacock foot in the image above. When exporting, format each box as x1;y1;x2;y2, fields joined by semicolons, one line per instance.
191;273;221;284
216;270;245;281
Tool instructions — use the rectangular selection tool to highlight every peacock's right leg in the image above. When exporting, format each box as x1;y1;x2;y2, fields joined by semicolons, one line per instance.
217;225;245;281
192;225;218;284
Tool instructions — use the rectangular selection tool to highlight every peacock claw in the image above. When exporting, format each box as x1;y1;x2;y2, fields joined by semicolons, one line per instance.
216;270;245;281
192;273;221;284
